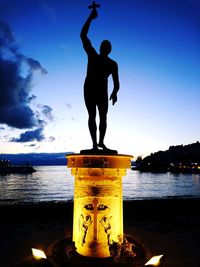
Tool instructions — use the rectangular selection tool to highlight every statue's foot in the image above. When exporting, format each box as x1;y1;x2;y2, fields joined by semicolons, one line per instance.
92;144;99;150
98;143;109;150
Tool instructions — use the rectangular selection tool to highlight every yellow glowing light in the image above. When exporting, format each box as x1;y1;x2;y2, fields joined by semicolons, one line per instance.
31;248;47;260
145;255;163;266
67;154;132;258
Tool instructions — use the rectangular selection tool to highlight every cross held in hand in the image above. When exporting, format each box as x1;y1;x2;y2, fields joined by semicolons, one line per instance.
88;1;101;10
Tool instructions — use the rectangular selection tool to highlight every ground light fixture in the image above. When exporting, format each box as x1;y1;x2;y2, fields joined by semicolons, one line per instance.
31;248;47;260
145;254;164;266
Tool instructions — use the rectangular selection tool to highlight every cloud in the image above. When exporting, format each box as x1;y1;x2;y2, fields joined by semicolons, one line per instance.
26;144;37;147
0;19;49;129
42;105;54;121
9;107;55;143
66;103;71;109
49;136;56;142
0;19;15;48
25;57;48;74
10;127;45;143
10;128;56;143
0;127;5;130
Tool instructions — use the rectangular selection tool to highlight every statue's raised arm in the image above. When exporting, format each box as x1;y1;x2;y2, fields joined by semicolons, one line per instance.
80;4;99;54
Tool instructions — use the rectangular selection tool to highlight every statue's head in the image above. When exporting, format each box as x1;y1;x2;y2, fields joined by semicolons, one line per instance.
100;40;112;56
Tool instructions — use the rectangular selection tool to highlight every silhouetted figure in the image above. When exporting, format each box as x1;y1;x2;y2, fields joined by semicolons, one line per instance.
80;5;120;150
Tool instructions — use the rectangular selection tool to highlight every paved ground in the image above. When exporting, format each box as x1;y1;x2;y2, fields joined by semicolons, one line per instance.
0;199;200;267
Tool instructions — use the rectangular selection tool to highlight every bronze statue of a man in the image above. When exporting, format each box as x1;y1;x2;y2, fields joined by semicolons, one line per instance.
80;5;120;150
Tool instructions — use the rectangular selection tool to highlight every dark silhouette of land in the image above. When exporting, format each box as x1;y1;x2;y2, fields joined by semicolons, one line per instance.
0;159;36;174
0;152;72;166
81;3;119;151
134;141;200;173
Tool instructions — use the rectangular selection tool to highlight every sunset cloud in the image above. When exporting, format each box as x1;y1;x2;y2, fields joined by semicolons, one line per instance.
0;19;48;130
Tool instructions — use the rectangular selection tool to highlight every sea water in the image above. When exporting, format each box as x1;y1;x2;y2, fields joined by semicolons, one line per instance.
0;166;200;204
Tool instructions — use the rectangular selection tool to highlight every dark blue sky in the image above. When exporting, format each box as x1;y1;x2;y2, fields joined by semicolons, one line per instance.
0;0;199;156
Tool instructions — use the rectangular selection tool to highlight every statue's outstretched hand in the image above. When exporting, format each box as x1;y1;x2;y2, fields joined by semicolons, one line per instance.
89;9;98;20
110;92;117;105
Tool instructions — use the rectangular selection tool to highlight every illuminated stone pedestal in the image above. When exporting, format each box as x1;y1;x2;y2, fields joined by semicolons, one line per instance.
67;153;132;258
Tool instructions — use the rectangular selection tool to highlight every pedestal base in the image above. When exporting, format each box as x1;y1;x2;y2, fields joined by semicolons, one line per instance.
66;153;133;258
49;234;146;267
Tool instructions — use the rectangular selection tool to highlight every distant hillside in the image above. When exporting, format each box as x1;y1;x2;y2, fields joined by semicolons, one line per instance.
0;152;73;166
137;141;200;173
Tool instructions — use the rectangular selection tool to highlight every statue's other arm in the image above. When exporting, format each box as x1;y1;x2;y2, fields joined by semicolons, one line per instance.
110;63;120;105
80;9;97;54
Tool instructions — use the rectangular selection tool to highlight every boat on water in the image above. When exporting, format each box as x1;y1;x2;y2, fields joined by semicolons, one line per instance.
0;159;36;174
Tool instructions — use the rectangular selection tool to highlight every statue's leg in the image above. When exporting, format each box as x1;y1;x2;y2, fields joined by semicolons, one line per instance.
84;91;98;149
97;97;108;148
